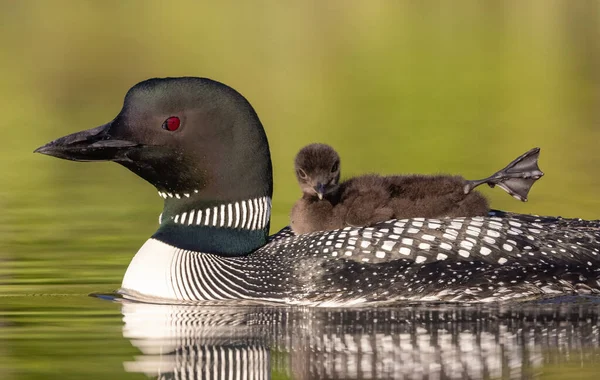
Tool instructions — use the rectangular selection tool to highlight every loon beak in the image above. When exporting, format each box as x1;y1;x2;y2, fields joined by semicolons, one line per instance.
34;122;139;162
314;183;325;200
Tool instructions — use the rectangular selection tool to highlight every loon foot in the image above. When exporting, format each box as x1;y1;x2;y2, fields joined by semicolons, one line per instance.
463;147;544;202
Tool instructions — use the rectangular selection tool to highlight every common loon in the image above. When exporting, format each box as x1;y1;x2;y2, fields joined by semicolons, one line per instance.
291;143;543;234
34;77;600;305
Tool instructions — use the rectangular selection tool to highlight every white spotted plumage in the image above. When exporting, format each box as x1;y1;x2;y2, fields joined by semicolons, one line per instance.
121;210;600;305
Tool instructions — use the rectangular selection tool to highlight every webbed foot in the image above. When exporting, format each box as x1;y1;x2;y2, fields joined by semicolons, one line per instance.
463;147;544;201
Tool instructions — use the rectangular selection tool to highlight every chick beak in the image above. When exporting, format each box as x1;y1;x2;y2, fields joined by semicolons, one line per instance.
315;183;325;200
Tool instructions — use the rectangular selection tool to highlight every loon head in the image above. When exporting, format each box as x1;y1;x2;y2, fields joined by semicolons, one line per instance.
294;143;341;200
35;77;273;255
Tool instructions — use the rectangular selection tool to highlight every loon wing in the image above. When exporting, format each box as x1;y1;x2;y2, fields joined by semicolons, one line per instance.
258;211;600;304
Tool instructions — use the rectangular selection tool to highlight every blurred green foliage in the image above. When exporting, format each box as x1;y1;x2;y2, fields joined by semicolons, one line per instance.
1;1;599;379
2;0;599;292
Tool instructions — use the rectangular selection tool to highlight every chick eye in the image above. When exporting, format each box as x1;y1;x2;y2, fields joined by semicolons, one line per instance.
162;116;180;131
297;169;308;179
331;160;339;173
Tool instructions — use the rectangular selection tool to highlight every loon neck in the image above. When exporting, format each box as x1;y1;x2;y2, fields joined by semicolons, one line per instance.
153;194;272;256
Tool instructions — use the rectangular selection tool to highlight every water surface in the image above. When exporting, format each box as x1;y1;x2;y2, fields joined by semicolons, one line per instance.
4;295;600;379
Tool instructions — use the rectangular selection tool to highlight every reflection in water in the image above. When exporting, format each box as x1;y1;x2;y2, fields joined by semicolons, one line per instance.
120;300;600;379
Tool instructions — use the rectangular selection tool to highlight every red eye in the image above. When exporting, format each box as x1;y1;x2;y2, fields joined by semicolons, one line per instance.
162;116;180;131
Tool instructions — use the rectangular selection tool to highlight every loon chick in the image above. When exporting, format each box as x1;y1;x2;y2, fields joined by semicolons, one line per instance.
291;144;543;234
35;77;600;305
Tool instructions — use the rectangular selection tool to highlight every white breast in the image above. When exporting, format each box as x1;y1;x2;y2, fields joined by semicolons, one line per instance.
121;238;179;300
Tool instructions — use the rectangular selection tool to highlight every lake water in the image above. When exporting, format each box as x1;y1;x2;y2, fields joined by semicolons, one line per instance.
4;294;600;379
3;2;600;379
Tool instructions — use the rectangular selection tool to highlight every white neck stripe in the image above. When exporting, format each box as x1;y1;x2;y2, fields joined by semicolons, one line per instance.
246;200;253;230
227;204;233;228
234;202;240;228
241;201;248;229
165;197;271;231
158;190;198;199
253;198;259;230
205;208;211;225
212;206;218;226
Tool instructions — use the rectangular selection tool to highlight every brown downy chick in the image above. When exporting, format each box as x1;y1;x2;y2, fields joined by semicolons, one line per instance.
291;144;342;234
290;144;543;235
293;143;341;201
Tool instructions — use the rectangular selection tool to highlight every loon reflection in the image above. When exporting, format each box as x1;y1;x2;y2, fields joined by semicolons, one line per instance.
120;300;600;379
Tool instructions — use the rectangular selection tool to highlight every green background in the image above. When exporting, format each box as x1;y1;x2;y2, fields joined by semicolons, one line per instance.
3;0;599;290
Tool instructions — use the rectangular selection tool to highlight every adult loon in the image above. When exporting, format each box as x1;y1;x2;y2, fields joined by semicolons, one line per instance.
35;77;600;305
291;143;543;234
